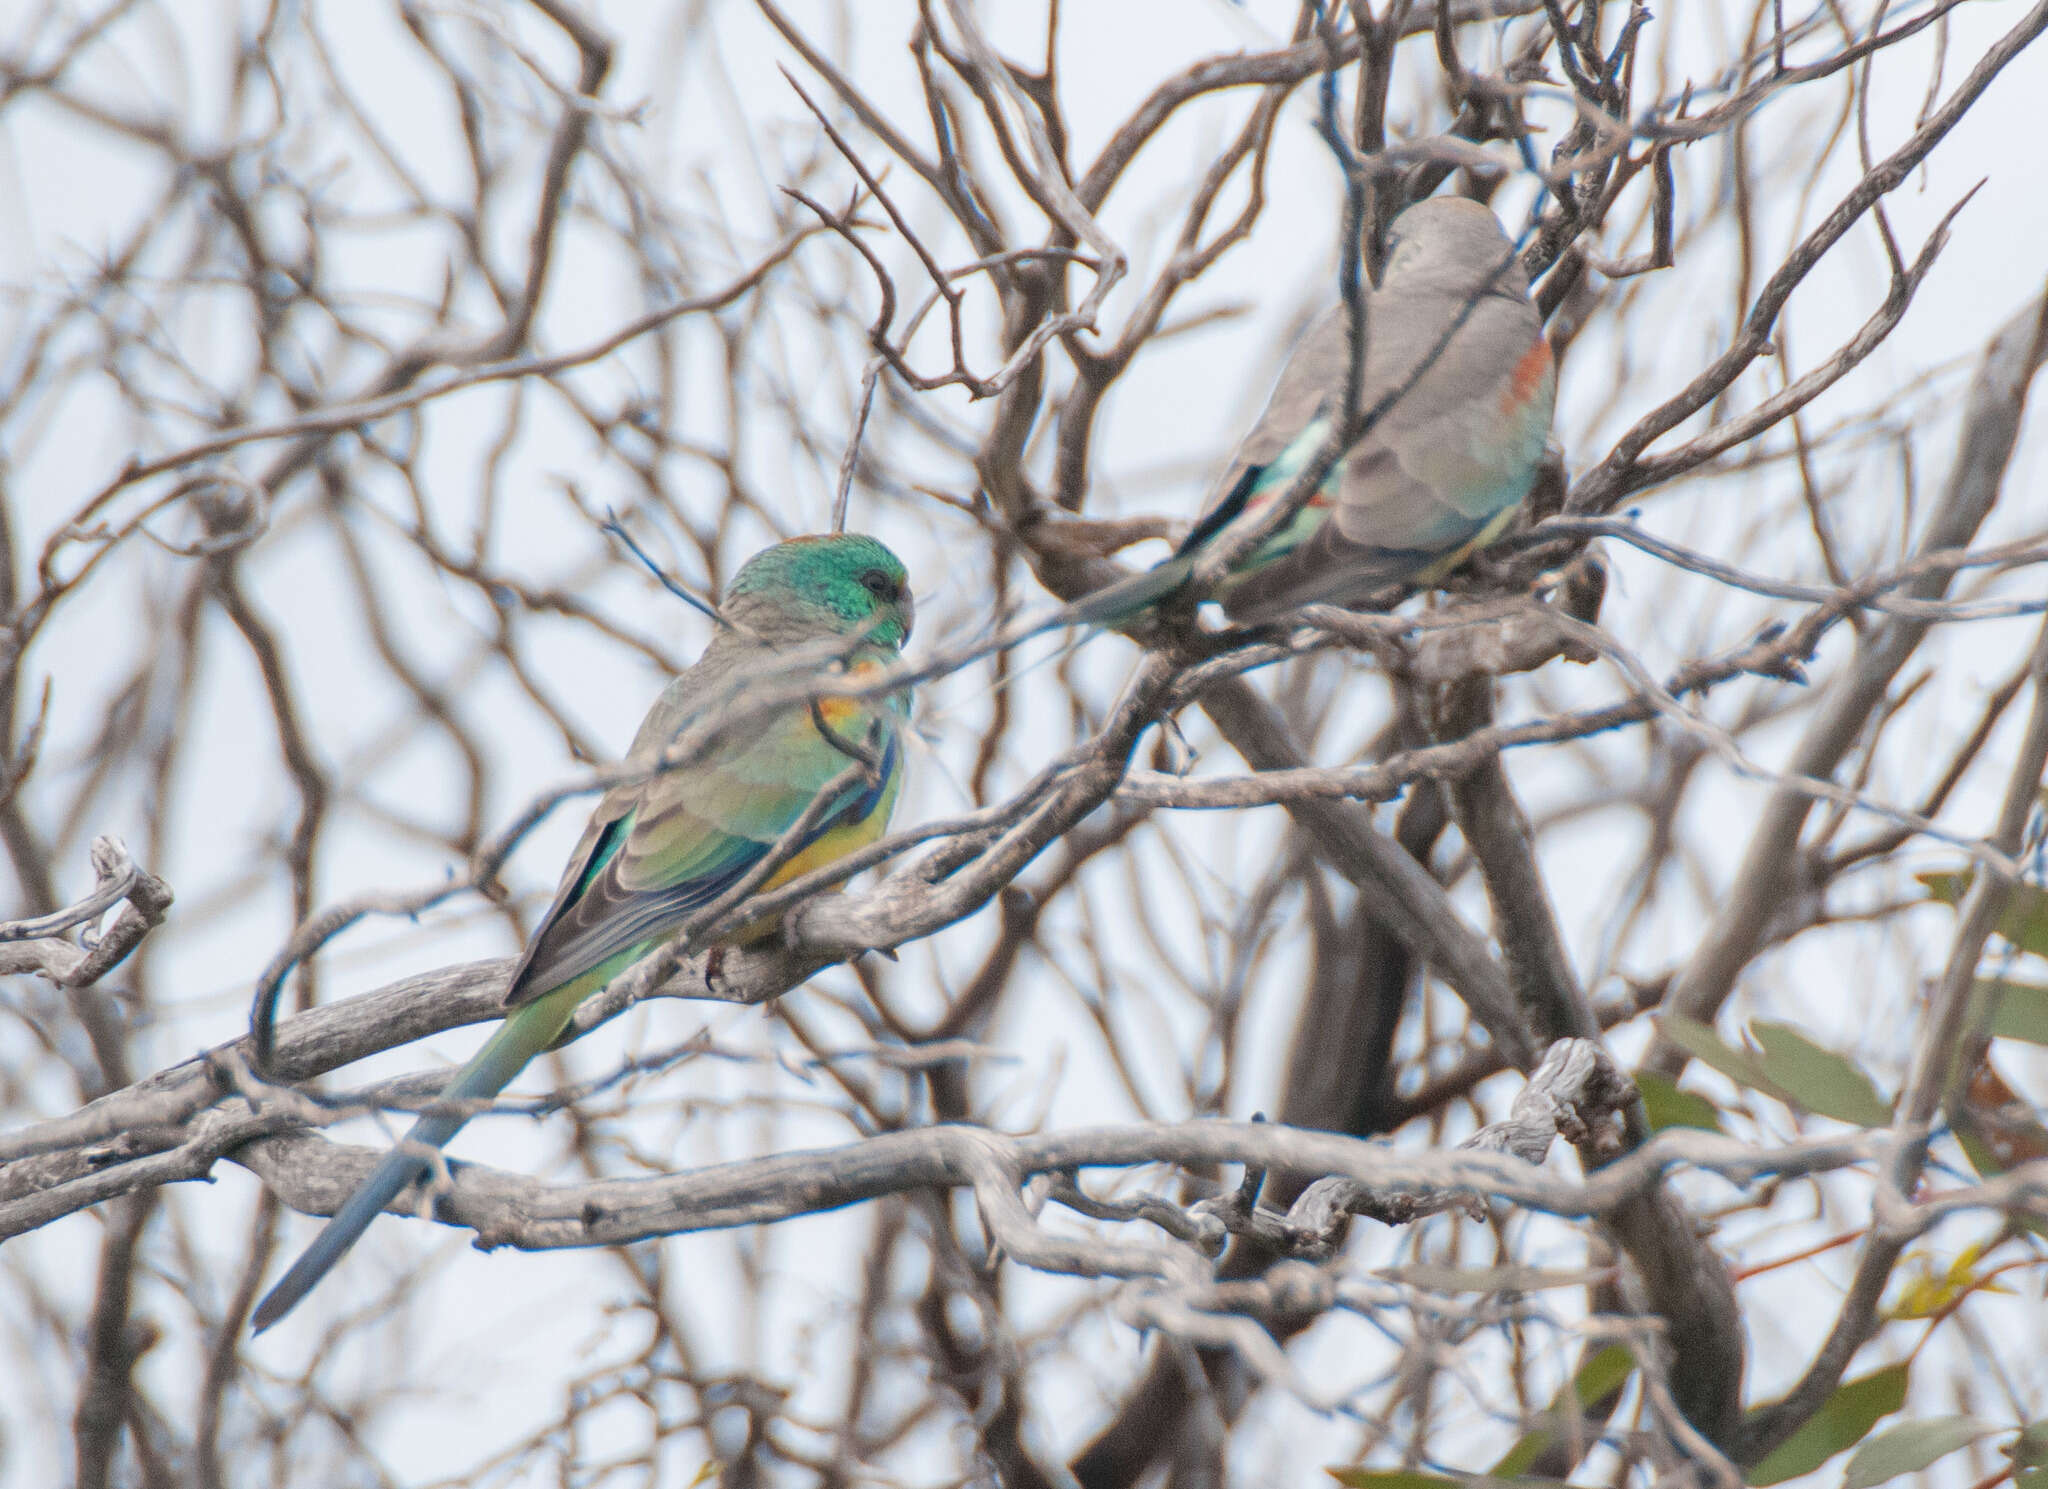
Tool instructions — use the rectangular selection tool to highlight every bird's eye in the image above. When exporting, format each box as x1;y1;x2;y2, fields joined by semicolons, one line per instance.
859;569;897;600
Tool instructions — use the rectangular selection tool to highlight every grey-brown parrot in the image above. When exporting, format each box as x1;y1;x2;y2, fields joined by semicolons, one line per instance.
1073;195;1556;625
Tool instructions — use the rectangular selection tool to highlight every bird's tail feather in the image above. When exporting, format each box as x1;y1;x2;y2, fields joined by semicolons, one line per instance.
250;986;581;1333
1046;459;1271;633
1053;555;1197;631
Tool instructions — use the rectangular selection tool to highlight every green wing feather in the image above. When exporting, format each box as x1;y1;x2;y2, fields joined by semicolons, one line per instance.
506;675;904;1006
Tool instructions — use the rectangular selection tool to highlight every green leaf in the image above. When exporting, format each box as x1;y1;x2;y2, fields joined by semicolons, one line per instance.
1749;1364;1910;1485
1488;1345;1638;1477
1954;1125;2007;1182
1920;870;1967;907
1660;1015;1783;1098
2001;884;2048;958
1636;1070;1725;1132
1663;1015;1894;1125
1486;1440;1549;1481
1919;872;2048;959
2009;1418;2048;1473
1980;979;2048;1046
1750;1022;1892;1127
1571;1344;1638;1407
1843;1416;1993;1488
1338;1352;1639;1486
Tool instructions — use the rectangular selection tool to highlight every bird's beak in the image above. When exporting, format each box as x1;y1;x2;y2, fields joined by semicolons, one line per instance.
898;590;917;643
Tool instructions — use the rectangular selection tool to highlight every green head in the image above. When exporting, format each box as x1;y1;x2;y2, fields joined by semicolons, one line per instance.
722;534;914;651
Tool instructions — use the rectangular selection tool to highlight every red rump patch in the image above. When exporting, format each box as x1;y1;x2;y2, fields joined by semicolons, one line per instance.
1503;337;1553;411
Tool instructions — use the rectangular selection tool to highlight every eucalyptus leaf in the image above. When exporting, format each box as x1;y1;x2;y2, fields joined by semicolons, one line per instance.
1749;1363;1910;1485
1919;872;2048;958
1979;979;2048;1046
1488;1346;1637;1478
1751;1021;1892;1127
1659;1014;1782;1098
1843;1416;1993;1488
1636;1070;1725;1132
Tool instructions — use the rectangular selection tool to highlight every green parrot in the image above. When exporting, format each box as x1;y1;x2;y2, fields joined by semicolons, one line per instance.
1067;195;1555;626
251;534;915;1332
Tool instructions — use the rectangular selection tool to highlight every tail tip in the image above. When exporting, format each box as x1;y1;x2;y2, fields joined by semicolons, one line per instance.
249;1289;290;1335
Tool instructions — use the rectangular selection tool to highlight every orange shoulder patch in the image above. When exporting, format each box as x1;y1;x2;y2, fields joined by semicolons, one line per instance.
818;659;888;730
816;693;865;730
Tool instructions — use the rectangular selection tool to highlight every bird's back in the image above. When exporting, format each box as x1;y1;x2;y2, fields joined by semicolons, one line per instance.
1201;234;1551;619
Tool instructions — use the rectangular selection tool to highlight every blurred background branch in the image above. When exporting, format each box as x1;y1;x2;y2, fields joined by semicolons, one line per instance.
2;2;2046;1486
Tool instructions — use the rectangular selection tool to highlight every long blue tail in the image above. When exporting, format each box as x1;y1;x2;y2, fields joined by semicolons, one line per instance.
250;988;578;1333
